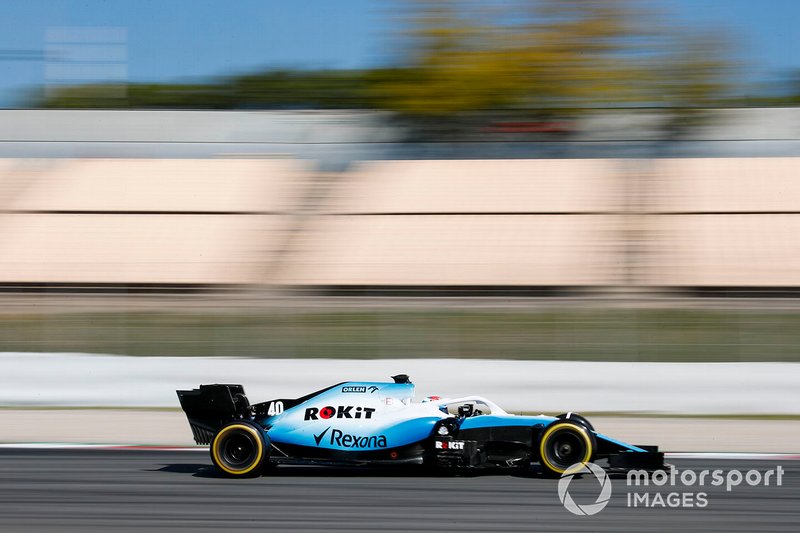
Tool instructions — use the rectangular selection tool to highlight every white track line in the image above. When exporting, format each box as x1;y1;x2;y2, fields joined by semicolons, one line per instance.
0;443;206;451
0;444;798;459
665;452;800;461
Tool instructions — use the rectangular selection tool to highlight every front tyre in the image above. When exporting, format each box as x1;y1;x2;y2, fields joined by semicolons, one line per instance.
556;412;594;432
538;421;596;476
210;422;267;477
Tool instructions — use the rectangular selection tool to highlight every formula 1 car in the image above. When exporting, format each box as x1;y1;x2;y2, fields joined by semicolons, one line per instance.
177;375;663;477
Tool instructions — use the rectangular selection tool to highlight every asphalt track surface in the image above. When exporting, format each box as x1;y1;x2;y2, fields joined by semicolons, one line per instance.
0;450;797;532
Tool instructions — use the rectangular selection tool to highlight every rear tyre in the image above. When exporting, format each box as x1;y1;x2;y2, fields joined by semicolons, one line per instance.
538;421;596;476
210;422;266;477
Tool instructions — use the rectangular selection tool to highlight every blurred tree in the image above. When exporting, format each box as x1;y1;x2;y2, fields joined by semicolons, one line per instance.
648;27;734;138
368;0;734;137
37;82;231;109
365;3;522;117
230;70;373;109
36;71;375;110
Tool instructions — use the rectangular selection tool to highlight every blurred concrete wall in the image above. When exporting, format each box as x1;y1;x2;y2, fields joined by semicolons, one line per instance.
1;157;799;288
645;158;800;287
282;159;623;286
0;159;305;285
0;110;400;169
3;109;800;163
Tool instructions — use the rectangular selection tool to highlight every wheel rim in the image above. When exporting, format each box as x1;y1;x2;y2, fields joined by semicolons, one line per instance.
221;432;257;469
545;429;587;470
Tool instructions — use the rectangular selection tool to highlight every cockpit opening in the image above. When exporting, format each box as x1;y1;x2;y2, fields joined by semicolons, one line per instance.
442;400;492;417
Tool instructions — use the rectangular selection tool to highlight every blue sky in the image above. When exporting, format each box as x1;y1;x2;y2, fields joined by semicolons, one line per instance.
1;0;799;107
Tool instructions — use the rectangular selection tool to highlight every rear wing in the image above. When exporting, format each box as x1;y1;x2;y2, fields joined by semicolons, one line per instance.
176;384;251;445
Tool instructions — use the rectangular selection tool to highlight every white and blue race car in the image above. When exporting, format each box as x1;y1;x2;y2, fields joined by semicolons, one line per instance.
177;375;663;477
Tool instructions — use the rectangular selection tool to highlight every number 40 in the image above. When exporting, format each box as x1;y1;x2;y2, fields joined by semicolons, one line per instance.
267;401;284;416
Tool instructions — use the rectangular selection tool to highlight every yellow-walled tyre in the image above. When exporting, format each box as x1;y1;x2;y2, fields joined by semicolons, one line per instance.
538;421;596;477
210;422;266;477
